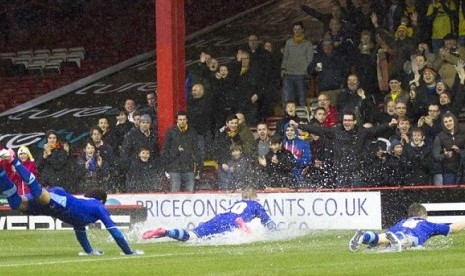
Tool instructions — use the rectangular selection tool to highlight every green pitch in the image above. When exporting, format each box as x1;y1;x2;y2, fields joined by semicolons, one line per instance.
1;229;465;275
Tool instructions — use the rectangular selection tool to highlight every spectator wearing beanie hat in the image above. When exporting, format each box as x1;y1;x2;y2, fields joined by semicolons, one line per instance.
6;146;37;195
120;112;159;183
371;13;416;78
384;73;410;106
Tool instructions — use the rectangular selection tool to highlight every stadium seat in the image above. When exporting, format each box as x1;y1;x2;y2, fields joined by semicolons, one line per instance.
48;53;67;64
295;106;310;122
68;47;85;56
13;55;31;66
51;48;68;55
16;50;34;57
43;61;62;74
66;55;83;68
266;116;281;131
33;49;51;58
0;52;16;62
196;160;218;190
27;59;47;75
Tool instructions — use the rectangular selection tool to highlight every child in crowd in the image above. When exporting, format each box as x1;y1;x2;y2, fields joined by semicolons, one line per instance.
384;140;412;186
219;144;251;191
283;124;312;187
126;147;160;192
404;127;433;185
258;135;294;188
76;141;109;192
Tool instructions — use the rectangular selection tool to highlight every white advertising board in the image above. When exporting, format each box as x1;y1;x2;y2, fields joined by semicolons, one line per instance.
109;191;382;230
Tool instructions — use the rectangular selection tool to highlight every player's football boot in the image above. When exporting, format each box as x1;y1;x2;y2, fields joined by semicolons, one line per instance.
386;232;402;252
142;228;167;240
0;148;15;163
349;230;364;252
235;217;252;235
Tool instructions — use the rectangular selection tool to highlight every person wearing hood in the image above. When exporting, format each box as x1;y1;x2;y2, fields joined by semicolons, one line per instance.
8;145;37;195
282;123;311;187
432;112;465;185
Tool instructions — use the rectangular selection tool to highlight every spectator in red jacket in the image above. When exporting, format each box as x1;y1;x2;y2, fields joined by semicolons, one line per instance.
317;94;339;127
12;145;37;195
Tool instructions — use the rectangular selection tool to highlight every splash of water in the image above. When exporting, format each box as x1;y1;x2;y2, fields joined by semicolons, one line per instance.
127;219;309;245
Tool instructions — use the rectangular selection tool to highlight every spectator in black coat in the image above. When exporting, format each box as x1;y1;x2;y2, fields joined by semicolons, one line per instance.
212;114;243;180
120;114;158;168
384;140;413;186
36;130;69;188
161;111;200;192
125;147;160;192
308;38;350;107
258;135;294;188
211;65;237;130
291;111;398;187
112;109;134;155
187;83;214;169
404;128;433;185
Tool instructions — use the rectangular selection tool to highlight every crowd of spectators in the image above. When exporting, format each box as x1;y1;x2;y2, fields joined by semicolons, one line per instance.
6;0;465;194
181;0;465;190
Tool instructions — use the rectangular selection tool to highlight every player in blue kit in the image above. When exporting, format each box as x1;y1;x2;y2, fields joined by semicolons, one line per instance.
0;148;142;256
142;189;277;241
349;203;465;252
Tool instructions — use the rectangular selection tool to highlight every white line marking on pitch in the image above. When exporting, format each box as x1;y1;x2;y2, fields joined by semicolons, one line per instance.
0;253;178;268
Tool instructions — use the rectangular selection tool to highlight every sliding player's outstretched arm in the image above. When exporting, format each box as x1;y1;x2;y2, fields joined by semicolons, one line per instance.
98;206;143;255
74;226;103;255
256;204;277;231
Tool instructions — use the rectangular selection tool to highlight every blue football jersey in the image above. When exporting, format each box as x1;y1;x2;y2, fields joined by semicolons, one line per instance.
388;217;451;246
24;187;115;229
193;200;276;237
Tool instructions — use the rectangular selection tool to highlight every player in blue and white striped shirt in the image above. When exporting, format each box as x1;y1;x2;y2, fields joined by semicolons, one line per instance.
142;189;277;241
349;202;465;252
0;148;142;256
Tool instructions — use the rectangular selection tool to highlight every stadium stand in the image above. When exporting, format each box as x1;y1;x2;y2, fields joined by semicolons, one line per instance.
0;0;266;112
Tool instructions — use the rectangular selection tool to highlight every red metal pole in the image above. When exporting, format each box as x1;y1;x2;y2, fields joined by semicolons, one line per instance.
156;0;186;147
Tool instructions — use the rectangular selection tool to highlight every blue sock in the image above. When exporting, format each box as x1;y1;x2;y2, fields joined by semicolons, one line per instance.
12;157;42;199
166;229;190;241
363;231;379;246
0;168;23;210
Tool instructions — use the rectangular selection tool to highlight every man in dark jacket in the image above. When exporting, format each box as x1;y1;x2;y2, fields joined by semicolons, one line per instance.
187;83;214;172
162;111;200;192
290;112;398;187
308;38;350;107
336;74;378;124
120;114;158;167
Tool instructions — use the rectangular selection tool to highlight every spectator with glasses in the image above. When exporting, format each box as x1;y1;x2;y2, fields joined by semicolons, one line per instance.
290;112;398;187
317;94;339;127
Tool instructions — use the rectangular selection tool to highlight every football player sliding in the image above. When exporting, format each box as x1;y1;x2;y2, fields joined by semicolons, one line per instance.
0;148;142;256
143;189;277;241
